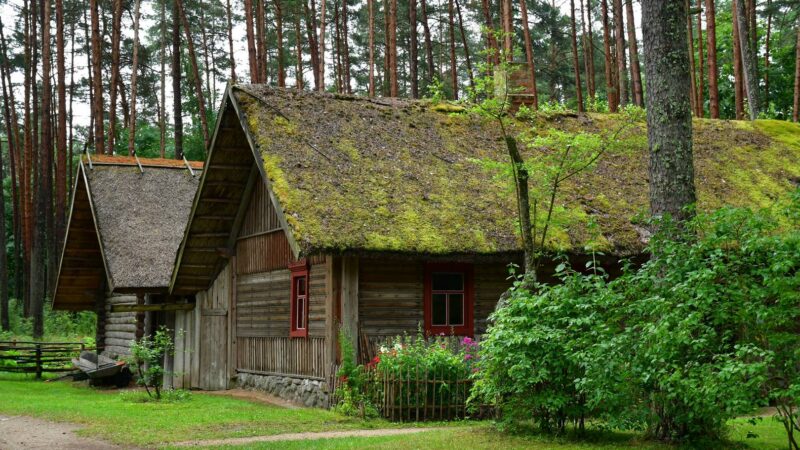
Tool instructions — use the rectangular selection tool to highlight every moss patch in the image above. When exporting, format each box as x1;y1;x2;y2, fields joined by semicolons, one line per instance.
231;86;800;257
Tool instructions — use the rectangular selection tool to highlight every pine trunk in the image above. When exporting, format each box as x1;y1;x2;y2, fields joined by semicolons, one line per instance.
319;0;327;91
613;0;628;106
160;0;167;157
448;0;457;99
107;0;122;154
480;0;499;67
172;0;183;160
695;0;704;116
305;0;321;89
368;0;375;96
641;0;696;225
625;0;643;106
706;0;719;118
256;0;267;83
295;13;303;89
519;0;539;109
55;0;67;254
600;0;617;111
388;0;398;96
793;21;799;122
342;0;351;93
732;0;744;119
227;0;237;82
580;0;594;99
245;0;258;82
421;0;435;83
570;0;584;111
128;0;141;156
734;0;759;120
687;0;698;116
763;0;771;108
409;0;418;98
90;0;104;153
275;0;286;87
0;95;8;330
454;0;474;90
176;0;211;148
501;0;512;61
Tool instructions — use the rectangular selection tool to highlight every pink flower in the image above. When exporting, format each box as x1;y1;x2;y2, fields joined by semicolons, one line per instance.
464;354;473;360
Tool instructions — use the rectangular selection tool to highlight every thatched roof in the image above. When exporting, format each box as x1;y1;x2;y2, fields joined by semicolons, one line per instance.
228;86;800;257
53;156;202;310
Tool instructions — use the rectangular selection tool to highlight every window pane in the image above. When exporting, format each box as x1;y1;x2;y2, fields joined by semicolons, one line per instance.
432;293;447;326
432;272;463;291
297;276;306;296
448;294;464;326
296;297;305;329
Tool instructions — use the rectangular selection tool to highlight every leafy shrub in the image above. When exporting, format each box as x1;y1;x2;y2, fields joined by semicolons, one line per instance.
333;330;378;418
120;388;192;404
127;326;175;400
475;198;800;442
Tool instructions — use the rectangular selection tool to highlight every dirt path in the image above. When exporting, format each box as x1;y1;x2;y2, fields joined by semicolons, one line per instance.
170;427;449;447
0;415;126;450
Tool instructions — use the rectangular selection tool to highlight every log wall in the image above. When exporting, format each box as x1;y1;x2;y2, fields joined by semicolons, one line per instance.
102;294;140;357
358;258;512;340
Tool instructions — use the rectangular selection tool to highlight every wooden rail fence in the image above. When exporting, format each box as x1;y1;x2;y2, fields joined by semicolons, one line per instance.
0;341;89;378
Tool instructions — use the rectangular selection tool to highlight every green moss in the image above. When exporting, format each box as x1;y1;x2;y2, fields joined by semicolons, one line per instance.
754;120;800;148
431;103;466;114
336;138;360;161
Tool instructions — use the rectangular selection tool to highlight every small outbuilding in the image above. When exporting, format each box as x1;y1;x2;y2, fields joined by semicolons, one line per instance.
168;85;800;407
53;155;202;357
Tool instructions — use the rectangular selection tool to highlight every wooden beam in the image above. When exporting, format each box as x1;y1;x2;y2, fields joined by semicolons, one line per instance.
340;256;359;363
111;303;195;313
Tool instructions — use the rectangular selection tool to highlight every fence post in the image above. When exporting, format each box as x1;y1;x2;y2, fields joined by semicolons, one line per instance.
35;344;42;379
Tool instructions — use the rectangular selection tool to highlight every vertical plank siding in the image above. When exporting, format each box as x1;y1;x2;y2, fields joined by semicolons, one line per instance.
238;181;281;237
236;233;291;274
236;337;327;378
192;262;231;390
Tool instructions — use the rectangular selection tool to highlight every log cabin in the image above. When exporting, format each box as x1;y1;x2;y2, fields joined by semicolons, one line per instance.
167;85;800;407
52;155;202;358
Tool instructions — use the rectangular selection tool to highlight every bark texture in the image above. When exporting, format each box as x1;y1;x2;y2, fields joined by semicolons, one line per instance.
641;0;697;224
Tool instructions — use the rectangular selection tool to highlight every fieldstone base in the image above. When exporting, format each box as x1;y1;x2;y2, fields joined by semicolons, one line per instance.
237;372;329;408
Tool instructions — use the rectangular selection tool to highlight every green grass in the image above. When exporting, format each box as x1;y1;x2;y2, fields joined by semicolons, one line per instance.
0;373;791;449
0;374;393;446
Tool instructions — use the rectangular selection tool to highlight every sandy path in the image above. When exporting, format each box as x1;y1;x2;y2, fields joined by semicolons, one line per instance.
170;427;448;447
0;415;127;450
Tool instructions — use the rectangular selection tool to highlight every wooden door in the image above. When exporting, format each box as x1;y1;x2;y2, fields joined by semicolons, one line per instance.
197;263;231;390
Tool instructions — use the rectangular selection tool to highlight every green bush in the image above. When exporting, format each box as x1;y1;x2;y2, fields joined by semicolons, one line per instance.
475;197;800;442
127;326;175;400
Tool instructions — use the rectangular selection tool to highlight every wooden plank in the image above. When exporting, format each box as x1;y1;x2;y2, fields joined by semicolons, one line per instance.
111;303;195;313
341;256;359;362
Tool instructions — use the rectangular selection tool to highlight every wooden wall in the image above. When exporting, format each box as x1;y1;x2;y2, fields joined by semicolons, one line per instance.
172;306;200;389
358;258;512;340
233;181;328;379
102;294;140;357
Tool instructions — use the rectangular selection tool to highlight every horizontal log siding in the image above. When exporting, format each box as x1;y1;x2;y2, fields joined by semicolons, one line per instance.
358;259;512;338
236;337;327;378
103;294;139;357
235;261;328;378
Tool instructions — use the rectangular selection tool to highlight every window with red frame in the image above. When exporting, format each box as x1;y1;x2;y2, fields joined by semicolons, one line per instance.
289;261;309;338
424;263;473;336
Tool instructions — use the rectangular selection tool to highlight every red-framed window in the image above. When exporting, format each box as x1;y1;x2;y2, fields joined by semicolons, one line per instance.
424;263;474;336
289;260;309;338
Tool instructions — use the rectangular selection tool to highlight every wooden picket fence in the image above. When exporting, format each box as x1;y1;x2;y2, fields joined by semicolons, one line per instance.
0;341;89;378
329;362;472;422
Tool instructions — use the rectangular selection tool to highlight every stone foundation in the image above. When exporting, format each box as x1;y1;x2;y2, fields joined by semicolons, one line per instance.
236;372;329;408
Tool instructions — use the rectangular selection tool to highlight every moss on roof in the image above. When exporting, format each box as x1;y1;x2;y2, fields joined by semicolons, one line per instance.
232;86;800;257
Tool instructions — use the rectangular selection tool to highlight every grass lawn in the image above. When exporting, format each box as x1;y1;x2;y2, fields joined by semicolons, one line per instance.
0;373;791;449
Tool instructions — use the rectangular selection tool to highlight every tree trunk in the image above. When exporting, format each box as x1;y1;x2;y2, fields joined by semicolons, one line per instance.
409;0;418;98
687;0;698;115
305;0;321;90
613;0;628;106
160;0;167;157
90;0;104;153
256;0;267;83
600;0;617;111
176;0;211;148
341;0;351;93
625;0;643;106
448;0;457;99
245;0;258;82
793;21;799;122
55;0;67;255
705;0;719;118
128;0;141;156
641;0;696;225
519;0;539;109
420;0;435;84
388;0;398;96
480;0;499;68
763;0;771;109
0;93;8;331
570;0;584;111
580;0;594;99
695;0;704;116
107;0;122;154
501;0;513;61
734;0;759;120
22;0;32;314
454;0;474;90
368;0;375;95
275;0;286;87
68;25;74;194
226;0;237;82
295;12;303;89
319;0;326;91
33;0;54;338
173;0;183;160
732;0;744;119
